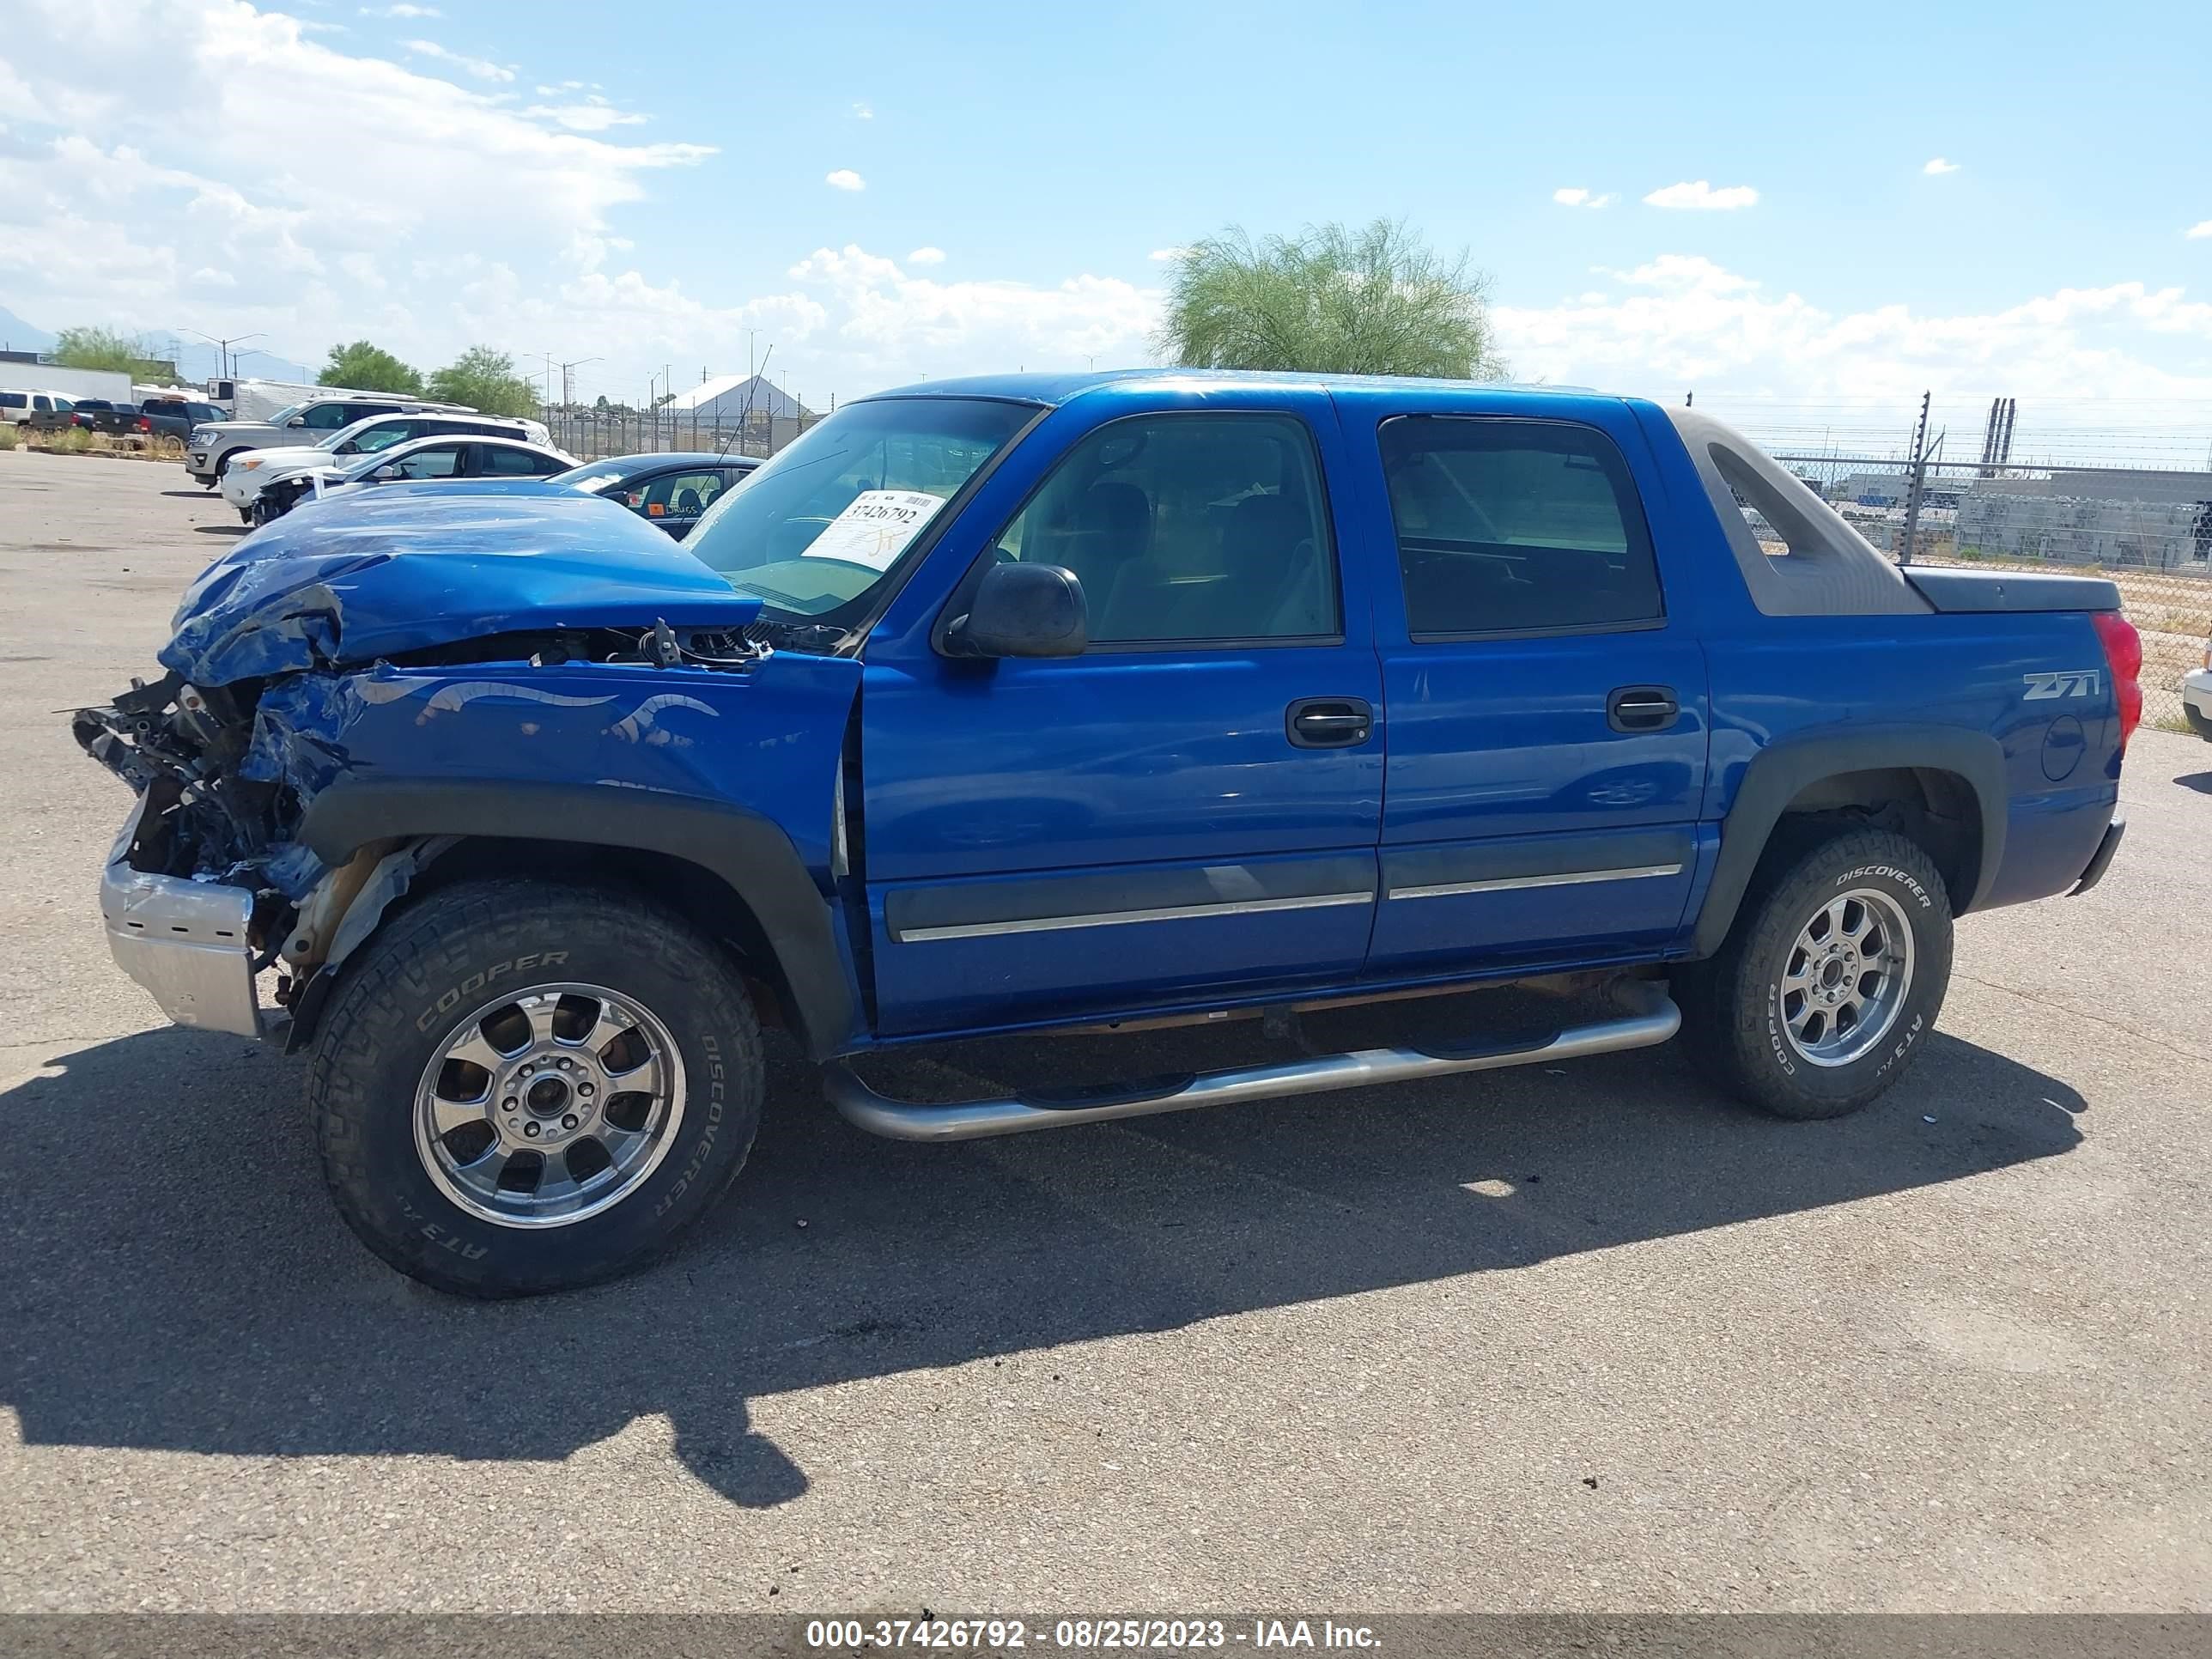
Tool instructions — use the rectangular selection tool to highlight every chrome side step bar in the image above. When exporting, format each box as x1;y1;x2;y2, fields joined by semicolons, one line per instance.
825;980;1680;1144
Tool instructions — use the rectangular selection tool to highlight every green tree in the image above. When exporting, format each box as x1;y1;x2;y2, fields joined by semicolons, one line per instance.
52;325;171;380
319;340;423;396
424;346;541;417
1155;219;1504;380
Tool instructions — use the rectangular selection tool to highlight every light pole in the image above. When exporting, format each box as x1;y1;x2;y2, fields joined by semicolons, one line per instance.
556;356;601;409
179;328;266;381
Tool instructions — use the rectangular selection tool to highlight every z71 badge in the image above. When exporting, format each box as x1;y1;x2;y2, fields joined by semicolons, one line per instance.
2022;669;2101;700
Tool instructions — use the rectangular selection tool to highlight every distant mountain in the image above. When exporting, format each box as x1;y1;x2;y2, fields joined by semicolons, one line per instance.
0;305;56;354
166;341;318;386
0;307;314;384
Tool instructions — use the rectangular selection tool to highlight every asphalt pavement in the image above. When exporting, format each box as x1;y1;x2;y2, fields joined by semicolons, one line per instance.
2;448;2207;1612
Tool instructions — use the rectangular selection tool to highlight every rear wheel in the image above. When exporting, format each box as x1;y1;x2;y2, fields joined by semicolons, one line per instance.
310;878;765;1297
1679;828;1953;1120
2186;704;2212;741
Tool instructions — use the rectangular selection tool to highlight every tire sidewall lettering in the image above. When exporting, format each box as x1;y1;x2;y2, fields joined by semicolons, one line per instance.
413;949;569;1032
1834;865;1931;908
1763;981;1797;1076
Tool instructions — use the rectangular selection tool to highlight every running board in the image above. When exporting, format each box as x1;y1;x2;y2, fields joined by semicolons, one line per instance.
825;980;1680;1143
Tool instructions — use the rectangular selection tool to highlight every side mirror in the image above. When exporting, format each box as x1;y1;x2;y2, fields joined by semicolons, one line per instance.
285;415;307;428
948;562;1088;659
369;464;399;482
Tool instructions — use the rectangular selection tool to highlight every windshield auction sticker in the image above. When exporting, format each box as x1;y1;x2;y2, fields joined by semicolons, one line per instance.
802;489;947;571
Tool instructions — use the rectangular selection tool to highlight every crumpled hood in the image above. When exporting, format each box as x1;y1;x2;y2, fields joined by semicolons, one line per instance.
163;486;764;684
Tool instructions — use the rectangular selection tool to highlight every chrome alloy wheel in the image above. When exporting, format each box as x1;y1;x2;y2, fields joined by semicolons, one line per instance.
412;983;686;1228
1778;888;1916;1067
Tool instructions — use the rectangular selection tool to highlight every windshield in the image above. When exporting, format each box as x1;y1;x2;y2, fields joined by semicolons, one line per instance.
323;416;410;454
684;398;1035;633
264;401;310;425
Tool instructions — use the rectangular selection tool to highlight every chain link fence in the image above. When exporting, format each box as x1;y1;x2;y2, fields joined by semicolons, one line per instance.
538;405;826;464
1759;443;2210;736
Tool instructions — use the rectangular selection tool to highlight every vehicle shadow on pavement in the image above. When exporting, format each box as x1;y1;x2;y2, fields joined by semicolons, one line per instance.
191;524;248;536
2173;770;2212;796
0;1021;2084;1509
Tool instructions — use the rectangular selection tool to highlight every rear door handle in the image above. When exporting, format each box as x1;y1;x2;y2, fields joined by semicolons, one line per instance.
1287;696;1374;749
1607;685;1680;732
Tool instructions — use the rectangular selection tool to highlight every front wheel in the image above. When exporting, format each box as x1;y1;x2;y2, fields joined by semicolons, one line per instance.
2186;704;2212;741
309;878;765;1297
1679;828;1954;1120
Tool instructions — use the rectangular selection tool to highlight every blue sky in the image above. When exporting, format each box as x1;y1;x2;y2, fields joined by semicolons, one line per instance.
4;0;2210;460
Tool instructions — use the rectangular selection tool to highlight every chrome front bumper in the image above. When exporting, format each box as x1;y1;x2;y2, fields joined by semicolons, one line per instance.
99;799;264;1038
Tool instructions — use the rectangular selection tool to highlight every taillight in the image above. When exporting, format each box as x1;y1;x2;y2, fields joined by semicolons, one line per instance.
135;416;150;432
2091;611;2142;752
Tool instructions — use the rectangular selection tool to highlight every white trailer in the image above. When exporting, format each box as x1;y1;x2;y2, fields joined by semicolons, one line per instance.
212;376;434;422
0;363;132;404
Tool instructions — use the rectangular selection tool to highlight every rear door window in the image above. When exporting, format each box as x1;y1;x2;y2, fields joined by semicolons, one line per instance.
1378;416;1663;637
477;445;555;477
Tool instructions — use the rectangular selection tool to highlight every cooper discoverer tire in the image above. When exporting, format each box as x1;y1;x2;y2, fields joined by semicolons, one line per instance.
1679;827;1953;1121
309;877;764;1297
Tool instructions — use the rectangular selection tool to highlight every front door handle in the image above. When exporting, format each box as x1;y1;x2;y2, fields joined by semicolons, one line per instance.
1287;697;1374;749
1607;685;1680;733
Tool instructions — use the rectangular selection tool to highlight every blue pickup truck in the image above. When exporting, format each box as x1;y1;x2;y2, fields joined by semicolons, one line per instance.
77;371;2139;1297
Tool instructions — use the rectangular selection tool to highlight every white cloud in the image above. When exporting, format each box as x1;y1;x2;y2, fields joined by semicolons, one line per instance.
0;0;710;369
1643;179;1759;211
362;3;441;15
1923;156;1960;175
1552;187;1614;209
1149;246;1187;262
907;246;945;265
403;39;514;82
774;244;1156;386
1493;254;2212;406
523;94;646;132
824;167;865;191
852;100;872;119
2187;221;2212;240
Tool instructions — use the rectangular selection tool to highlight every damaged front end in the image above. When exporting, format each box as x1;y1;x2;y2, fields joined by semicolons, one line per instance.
75;489;784;1043
79;672;293;1037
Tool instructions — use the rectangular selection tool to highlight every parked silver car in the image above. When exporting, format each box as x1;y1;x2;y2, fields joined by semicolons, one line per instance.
185;394;477;487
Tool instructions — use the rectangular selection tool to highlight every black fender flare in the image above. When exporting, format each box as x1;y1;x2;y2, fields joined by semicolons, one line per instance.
298;779;856;1060
1690;725;2007;958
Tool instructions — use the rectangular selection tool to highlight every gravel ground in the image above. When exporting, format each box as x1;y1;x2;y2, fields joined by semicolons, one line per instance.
1;448;2207;1613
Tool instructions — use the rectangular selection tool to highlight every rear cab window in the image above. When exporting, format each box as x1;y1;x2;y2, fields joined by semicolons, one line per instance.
1377;416;1663;637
